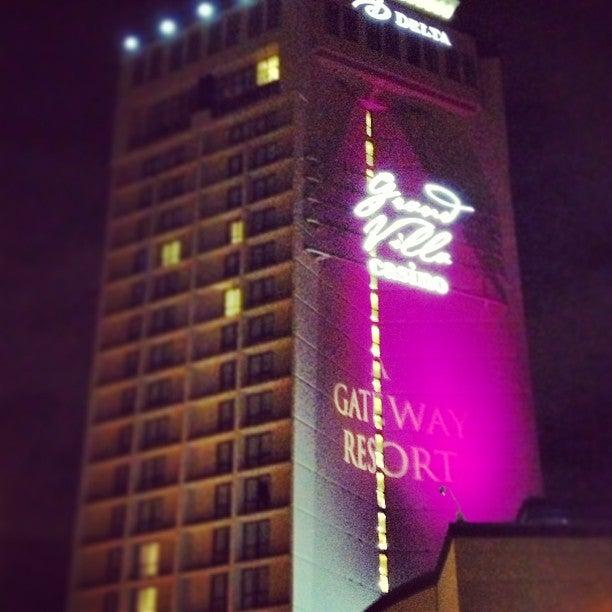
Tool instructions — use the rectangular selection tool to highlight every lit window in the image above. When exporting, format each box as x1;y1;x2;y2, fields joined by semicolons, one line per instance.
139;542;160;578
137;587;157;612
224;288;242;317
256;55;280;86
229;220;245;244
161;240;181;267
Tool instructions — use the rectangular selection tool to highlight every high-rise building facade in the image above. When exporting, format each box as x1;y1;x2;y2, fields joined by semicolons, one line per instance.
68;1;541;611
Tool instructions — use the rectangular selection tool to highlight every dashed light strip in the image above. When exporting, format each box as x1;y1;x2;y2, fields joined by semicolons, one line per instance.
365;109;389;594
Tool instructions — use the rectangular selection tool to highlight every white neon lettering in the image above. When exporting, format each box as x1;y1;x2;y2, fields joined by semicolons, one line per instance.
352;0;452;46
355;172;473;295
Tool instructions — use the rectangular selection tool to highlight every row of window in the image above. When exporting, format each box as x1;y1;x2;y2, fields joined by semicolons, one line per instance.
324;1;478;88
100;564;269;612
130;0;282;88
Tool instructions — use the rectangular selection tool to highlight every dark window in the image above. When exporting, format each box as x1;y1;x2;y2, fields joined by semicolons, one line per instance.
247;352;274;384
103;592;119;612
130;282;145;307
241;566;269;608
106;548;122;582
135;497;165;532
212;527;230;564
132;58;146;86
249;241;276;270
219;361;237;390
127;315;142;341
142;416;170;448
148;342;177;371
242;520;270;560
145;377;180;408
249;207;278;234
248;276;276;306
266;0;282;30
225;13;242;47
153;271;182;299
218;400;235;432
120;388;136;415
113;464;129;496
405;35;421;65
140;455;166;490
157;206;189;232
186;30;202;63
366;22;382;52
227;185;243;209
462;53;478;87
446;48;461;81
118;425;133;453
248;4;264;37
148;48;163;80
243;475;271;512
251;141;282;169
423;44;439;73
245;391;273;426
248;313;275;344
169;40;184;71
216;441;233;474
384;25;401;59
214;483;232;518
251;173;286;201
210;573;228;611
208;22;223;55
342;6;359;42
227;153;243;177
325;2;340;35
110;505;126;537
224;252;241;278
221;323;238;350
123;351;139;378
244;432;272;467
149;306;179;335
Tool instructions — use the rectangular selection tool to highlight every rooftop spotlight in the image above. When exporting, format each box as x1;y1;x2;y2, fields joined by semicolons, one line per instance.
159;19;178;37
123;36;140;52
196;2;216;19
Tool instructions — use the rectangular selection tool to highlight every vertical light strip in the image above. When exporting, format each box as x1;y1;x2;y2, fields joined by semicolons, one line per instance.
365;109;389;594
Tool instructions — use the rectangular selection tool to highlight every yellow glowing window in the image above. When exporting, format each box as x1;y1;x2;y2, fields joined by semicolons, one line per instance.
137;587;157;612
139;542;160;578
229;220;245;245
161;240;181;267
224;287;242;317
256;55;280;86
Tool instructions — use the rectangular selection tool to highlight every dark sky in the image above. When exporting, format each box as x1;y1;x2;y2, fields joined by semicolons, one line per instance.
1;1;610;610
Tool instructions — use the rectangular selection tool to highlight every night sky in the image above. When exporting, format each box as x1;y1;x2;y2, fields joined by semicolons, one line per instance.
2;1;610;610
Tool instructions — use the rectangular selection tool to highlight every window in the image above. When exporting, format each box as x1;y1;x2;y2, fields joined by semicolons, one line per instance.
226;13;242;47
256;55;280;86
214;483;232;518
145;378;179;408
423;44;439;73
251;141;281;169
149;342;175;370
208;22;223;55
136;497;165;532
137;542;160;578
130;282;145;307
216;441;233;474
219;361;237;390
127;315;142;341
248;276;276;306
149;306;179;335
110;505;126;536
249;242;276;270
251;173;287;202
103;592;119;612
247;352;274;384
228;220;245;244
136;586;157;612
120;388;136;415
242;520;270;559
227;185;243;209
113;464;129;495
245;391;273;425
157;206;189;232
227;153;243;177
218;399;235;432
142;417;170;448
243;475;271;512
118;425;133;453
244;432;272;467
210;573;228;611
186;30;202;63
249;207;278;234
241;566;269;609
106;547;122;582
212;526;230;564
247;313;275;345
221;323;238;350
266;0;282;29
224;252;241;278
123;351;139;378
224;288;242;317
140;456;166;490
248;4;264;37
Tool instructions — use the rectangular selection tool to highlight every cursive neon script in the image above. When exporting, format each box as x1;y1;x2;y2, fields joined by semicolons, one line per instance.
354;172;474;295
351;0;452;46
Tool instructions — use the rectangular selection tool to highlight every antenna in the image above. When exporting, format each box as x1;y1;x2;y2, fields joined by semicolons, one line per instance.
439;486;466;522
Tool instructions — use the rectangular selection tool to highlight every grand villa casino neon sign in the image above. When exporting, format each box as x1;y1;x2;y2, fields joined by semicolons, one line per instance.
351;0;453;46
354;172;475;295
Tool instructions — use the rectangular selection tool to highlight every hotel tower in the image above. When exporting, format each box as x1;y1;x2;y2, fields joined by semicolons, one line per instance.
68;1;541;611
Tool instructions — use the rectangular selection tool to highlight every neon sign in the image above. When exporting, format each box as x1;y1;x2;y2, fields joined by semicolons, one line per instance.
351;0;452;47
353;172;474;295
394;0;460;22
